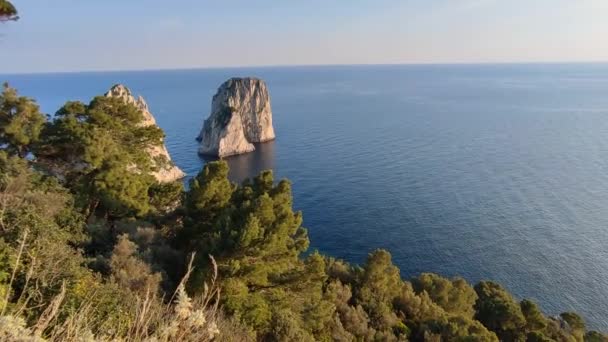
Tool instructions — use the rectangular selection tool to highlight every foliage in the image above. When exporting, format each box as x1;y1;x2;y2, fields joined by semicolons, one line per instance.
109;234;162;296
474;281;526;340
585;331;608;342
0;0;17;21
36;94;175;218
0;254;236;341
176;160;606;341
521;299;548;332
412;273;477;318
0;150;89;320
180;162;321;337
561;312;586;341
0;83;45;158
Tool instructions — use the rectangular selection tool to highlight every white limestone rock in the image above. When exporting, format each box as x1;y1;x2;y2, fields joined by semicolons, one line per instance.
105;84;186;183
197;78;275;157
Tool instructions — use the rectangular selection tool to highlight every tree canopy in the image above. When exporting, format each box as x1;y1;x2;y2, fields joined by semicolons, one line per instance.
36;94;178;218
0;0;17;21
0;83;45;158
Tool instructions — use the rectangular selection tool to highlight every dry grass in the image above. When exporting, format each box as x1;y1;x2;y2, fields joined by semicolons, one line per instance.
0;249;232;342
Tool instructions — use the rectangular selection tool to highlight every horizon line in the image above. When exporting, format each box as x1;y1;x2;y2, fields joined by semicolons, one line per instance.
3;60;608;76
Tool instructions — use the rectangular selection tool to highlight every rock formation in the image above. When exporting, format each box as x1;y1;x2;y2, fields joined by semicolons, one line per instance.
197;78;275;157
105;84;186;183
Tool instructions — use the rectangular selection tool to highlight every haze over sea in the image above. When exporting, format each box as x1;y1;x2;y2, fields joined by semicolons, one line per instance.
3;63;608;330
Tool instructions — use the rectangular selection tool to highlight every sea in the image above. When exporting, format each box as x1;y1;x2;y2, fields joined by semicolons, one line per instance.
3;63;608;330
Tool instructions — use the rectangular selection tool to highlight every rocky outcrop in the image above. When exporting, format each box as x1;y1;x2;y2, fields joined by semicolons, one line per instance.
197;78;275;157
105;84;186;183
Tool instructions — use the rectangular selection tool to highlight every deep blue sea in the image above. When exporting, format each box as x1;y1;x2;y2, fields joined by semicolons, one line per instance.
3;64;608;330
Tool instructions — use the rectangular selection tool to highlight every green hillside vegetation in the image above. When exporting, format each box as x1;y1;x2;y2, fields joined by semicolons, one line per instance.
0;83;606;341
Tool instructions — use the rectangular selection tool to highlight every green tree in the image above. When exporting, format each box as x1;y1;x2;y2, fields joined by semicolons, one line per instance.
181;162;321;338
183;164;352;341
527;331;554;342
436;316;498;341
0;150;94;322
394;282;447;328
355;249;402;332
110;234;162;296
412;273;478;318
179;160;234;251
561;312;586;341
474;281;526;341
325;279;376;340
148;181;184;213
0;83;45;158
520;299;547;333
183;163;309;289
37;96;168;218
585;331;608;342
0;0;17;21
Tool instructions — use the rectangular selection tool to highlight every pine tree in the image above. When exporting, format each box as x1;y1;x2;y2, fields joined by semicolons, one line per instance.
521;299;548;333
181;162;321;336
412;273;477;318
0;83;45;158
37;96;169;218
474;281;526;341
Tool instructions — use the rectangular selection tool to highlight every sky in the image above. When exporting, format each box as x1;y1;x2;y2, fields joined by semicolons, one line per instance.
1;0;608;73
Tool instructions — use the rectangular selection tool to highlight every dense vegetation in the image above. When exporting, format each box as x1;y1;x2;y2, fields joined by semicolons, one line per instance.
1;81;607;342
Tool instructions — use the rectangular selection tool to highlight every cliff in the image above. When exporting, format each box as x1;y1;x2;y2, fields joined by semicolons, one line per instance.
197;78;275;157
105;84;186;183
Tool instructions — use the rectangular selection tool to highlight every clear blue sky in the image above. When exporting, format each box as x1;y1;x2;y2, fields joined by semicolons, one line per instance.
1;0;607;73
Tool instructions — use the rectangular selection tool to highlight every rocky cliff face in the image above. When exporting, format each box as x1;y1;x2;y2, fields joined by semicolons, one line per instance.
105;84;186;183
197;78;275;157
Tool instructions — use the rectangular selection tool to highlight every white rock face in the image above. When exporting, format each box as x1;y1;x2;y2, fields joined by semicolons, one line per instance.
197;78;275;157
105;84;186;183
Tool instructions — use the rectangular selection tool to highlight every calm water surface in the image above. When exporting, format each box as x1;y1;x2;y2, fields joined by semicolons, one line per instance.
4;64;608;330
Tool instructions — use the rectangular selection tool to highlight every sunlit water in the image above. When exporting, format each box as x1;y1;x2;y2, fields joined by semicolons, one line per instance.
4;64;608;330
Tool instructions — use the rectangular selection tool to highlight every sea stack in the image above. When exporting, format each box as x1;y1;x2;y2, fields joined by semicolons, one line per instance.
197;78;275;157
105;84;186;183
